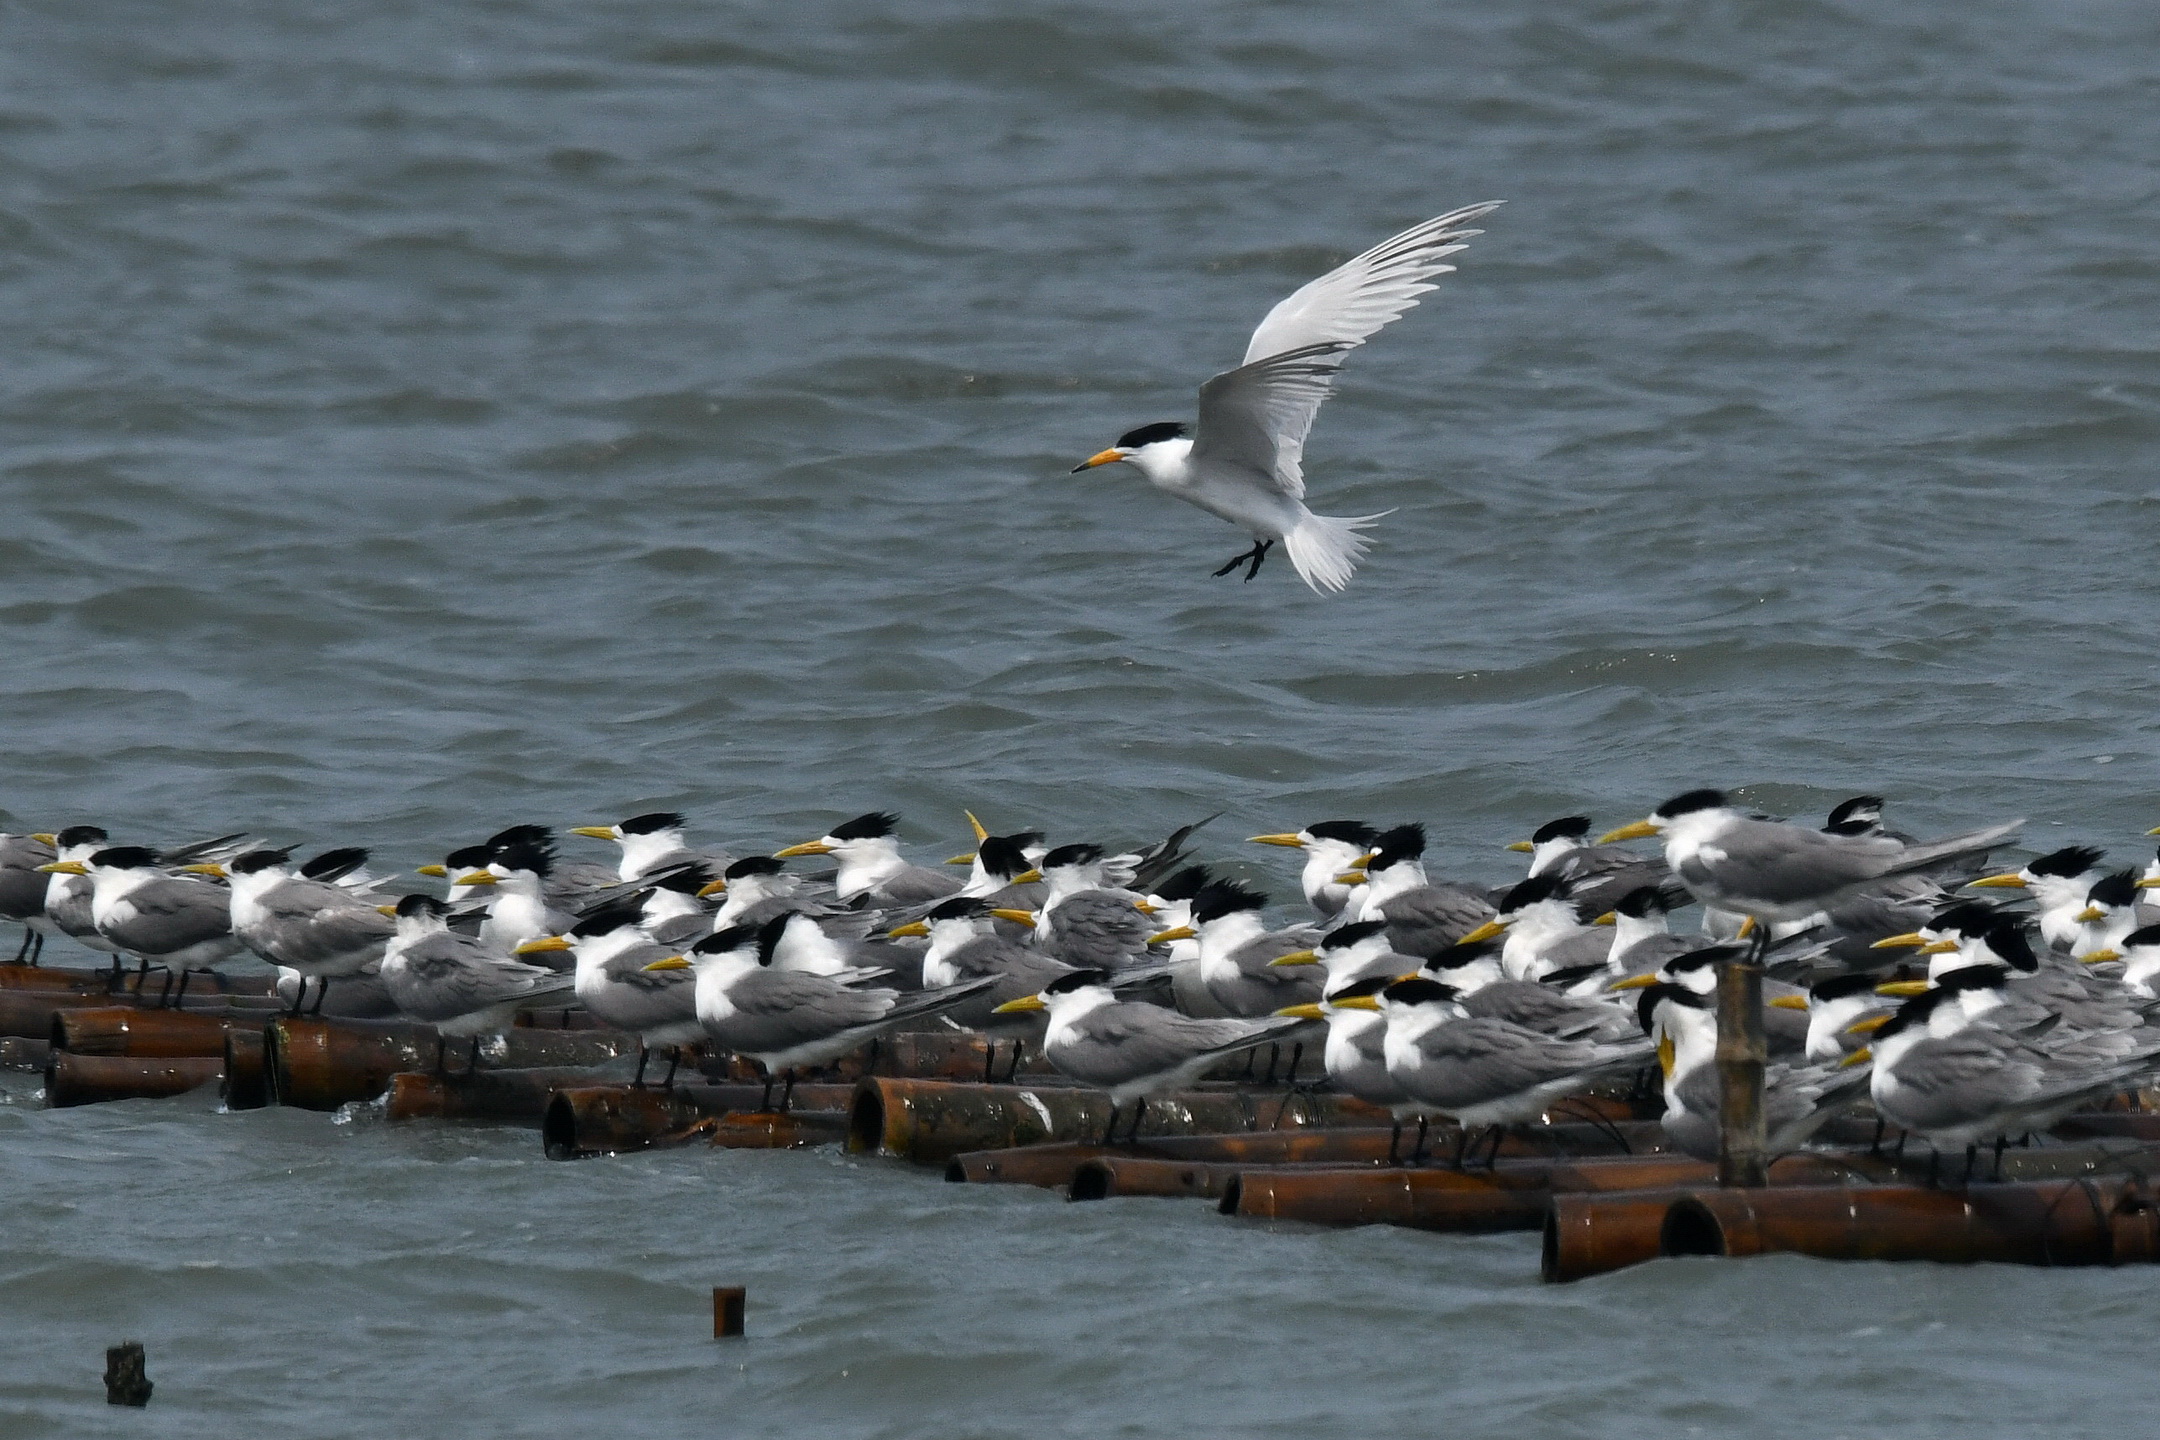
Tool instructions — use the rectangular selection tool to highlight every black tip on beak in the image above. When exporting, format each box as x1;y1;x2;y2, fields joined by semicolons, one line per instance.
1069;461;1090;473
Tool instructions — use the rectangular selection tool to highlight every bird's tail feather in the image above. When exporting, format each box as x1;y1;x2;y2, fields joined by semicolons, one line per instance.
1284;510;1392;594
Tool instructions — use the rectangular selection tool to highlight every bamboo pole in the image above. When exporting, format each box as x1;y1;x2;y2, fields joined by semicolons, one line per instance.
1715;947;1767;1187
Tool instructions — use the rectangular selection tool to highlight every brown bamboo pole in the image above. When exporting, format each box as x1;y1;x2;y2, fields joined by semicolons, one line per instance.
1715;948;1767;1187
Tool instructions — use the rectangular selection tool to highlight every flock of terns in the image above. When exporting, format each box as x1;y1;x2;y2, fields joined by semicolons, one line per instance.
9;791;2160;1179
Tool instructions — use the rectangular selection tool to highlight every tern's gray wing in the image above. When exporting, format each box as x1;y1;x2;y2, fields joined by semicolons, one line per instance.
1054;1005;1292;1090
710;971;896;1055
1240;205;1502;369
1402;1018;1635;1110
580;944;699;1033
543;859;626;905
1206;934;1324;1018
0;834;54;920
1042;890;1153;969
1459;983;1635;1044
1535;928;1615;974
867;866;963;907
253;880;394;970
388;934;567;1024
1876;1032;2053;1134
1376;885;1497;959
104;878;233;954
937;937;1073;1028
646;913;716;948
1677;822;1907;910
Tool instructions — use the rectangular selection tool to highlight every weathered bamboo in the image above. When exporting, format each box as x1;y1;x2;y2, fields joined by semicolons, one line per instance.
222;1029;268;1110
1219;1155;1739;1228
1546;1175;2160;1282
849;1078;1395;1165
0;1035;51;1072
542;1082;856;1158
385;1067;637;1125
1715;948;1767;1187
0;988;117;1039
264;1018;639;1110
0;963;277;998
1069;1156;1245;1201
44;1052;223;1107
51;1007;237;1058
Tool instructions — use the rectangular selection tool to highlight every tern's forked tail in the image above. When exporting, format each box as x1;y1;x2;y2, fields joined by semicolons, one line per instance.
1284;509;1393;594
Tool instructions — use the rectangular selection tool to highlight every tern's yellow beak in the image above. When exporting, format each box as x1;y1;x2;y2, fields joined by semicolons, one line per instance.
178;862;226;878
1607;973;1657;991
965;810;989;843
1274;1002;1324;1020
946;853;976;866
2081;948;2123;965
1874;980;1932;998
1007;868;1043;886
1839;1045;1873;1069
990;908;1039;927
1146;924;1196;945
774;839;834;858
2074;905;2107;924
1870;932;1926;950
452;870;498;888
568;826;616;840
2140;877;2160;890
1597;819;1659;844
36;860;86;875
1456;918;1509;946
992;994;1047;1014
1768;994;1810;1011
886;920;930;939
1133;900;1157;915
1328;994;1381;1012
1249;833;1306;848
515;936;573;956
1071;448;1126;472
1591;911;1616;927
1656;1032;1675;1080
1967;873;2027;890
1505;840;1536;853
695;877;728;899
1268;950;1320;968
1845;1013;1891;1035
1332;870;1367;886
1735;916;1757;940
1916;938;1959;955
641;955;691;972
376;904;398;917
415;863;448;878
30;833;54;846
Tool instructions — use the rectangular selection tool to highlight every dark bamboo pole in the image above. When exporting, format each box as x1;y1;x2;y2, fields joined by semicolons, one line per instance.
1715;944;1767;1187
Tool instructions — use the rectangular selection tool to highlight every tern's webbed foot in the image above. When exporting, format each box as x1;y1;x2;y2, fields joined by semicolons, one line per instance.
1211;539;1272;581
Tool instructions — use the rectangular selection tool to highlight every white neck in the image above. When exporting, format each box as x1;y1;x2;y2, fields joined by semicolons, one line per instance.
618;829;685;880
831;838;905;901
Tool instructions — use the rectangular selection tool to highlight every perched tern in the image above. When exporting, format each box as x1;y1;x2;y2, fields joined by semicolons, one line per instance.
1635;981;1870;1162
1069;203;1501;593
199;849;394;1015
1248;820;1377;920
774;812;961;907
1348;823;1497;957
41;826;121;959
517;904;703;1087
1966;845;2106;948
379;895;576;1072
42;845;244;1003
1274;975;1418;1159
0;831;55;963
568;810;731;882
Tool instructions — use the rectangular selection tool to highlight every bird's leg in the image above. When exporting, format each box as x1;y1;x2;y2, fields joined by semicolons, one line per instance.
1869;1118;1884;1156
758;1070;774;1112
1261;1044;1280;1086
1128;1098;1146;1145
1412;1116;1430;1165
466;1035;482;1075
310;978;330;1017
1992;1135;2007;1182
1285;1042;1303;1084
981;1040;996;1086
9;928;28;963
287;980;306;1018
156;967;175;1009
29;930;40;965
1450;1126;1471;1171
631;1043;650;1090
779;1070;797;1114
1239;1048;1257;1082
434;1035;449;1076
1003;1042;1024;1084
1962;1144;1978;1188
1485;1125;1509;1170
1210;538;1273;581
1386;1121;1402;1166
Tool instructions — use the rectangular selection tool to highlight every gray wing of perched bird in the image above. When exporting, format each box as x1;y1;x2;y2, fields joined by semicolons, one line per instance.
384;932;573;1027
1048;1004;1303;1093
0;834;54;922
706;971;904;1057
247;878;394;973
580;942;701;1040
1376;885;1498;959
1610;932;1716;980
1129;814;1222;894
1677;820;2022;918
1457;983;1636;1044
1205;928;1325;1017
1551;848;1668;915
933;936;1077;1030
1534;927;1615;974
102;877;234;956
864;866;964;908
1042;890;1155;969
1665;1060;1872;1161
646;912;716;948
544;858;629;907
1396;1018;1651;1113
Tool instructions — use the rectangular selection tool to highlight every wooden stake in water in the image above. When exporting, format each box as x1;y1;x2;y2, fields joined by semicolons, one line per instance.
104;1342;152;1406
713;1286;745;1339
1715;948;1768;1188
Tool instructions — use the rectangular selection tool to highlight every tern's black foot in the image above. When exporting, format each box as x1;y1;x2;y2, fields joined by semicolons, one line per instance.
1210;539;1273;581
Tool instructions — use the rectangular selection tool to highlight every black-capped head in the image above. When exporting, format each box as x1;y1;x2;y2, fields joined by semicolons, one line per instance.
486;824;553;853
1150;865;1212;903
927;896;992;922
1043;968;1111;995
395;893;450;920
1936;964;2011;995
1873;988;1949;1042
445;844;493;871
300;847;369;882
1823;796;1886;836
228;850;291;876
1423;938;1504;973
977;833;1041;881
492;841;554;879
1319;919;1390;952
1613;883;1686;919
1926;900;1999;936
1654;790;1726;820
693;922;762;957
619;811;685;836
1191;880;1268;924
1381;976;1460;1007
2030;845;2105;879
1978;916;2038;972
90;846;161;870
1114;421;1188;451
651;864;717;896
1530;816;1592;845
2121;923;2160;951
569;903;645;938
1810;972;1884;1003
1635;980;1708;1035
1042;842;1103;871
828;811;898;842
754;912;793;966
2088;870;2140;910
724;855;785;880
1306;820;1377;847
1495;871;1570;916
1366;823;1426;870
1666;944;1743;975
55;824;108;848
1325;974;1392;1003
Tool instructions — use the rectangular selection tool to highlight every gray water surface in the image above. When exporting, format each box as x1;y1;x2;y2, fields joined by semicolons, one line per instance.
2;0;2158;1434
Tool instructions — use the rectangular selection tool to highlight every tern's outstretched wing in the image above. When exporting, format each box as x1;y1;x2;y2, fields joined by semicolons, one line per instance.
1239;203;1503;368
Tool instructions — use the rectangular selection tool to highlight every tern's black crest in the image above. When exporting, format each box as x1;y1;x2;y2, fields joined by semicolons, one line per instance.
301;847;370;882
1613;883;1688;919
1875;988;1950;1041
492;841;554;879
725;855;785;880
55;824;108;848
1654;790;1726;820
652;864;716;895
2030;845;2105;879
90;846;161;870
975;834;1036;880
828;812;898;842
1114;421;1188;450
1151;865;1212;903
694;922;762;956
2121;923;2160;951
1665;944;1744;975
396;893;450;919
1320;919;1390;951
1823;796;1886;835
1810;972;1883;1003
569;903;644;938
228;850;290;876
1495;871;1571;916
1979;916;2039;972
2088;870;2140;910
1936;964;2011;995
1926;899;1999;936
1042;842;1104;871
1382;976;1459;1006
1529;816;1592;845
754;912;798;966
1366;823;1426;870
1425;937;1503;970
445;844;493;870
619;811;686;836
1043;969;1111;995
927;896;992;921
1306;820;1377;846
1326;974;1391;1002
487;824;554;853
1191;880;1268;924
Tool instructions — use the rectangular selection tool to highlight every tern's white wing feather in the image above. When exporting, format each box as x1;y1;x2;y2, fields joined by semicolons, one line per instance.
1239;202;1502;368
1191;342;1353;500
